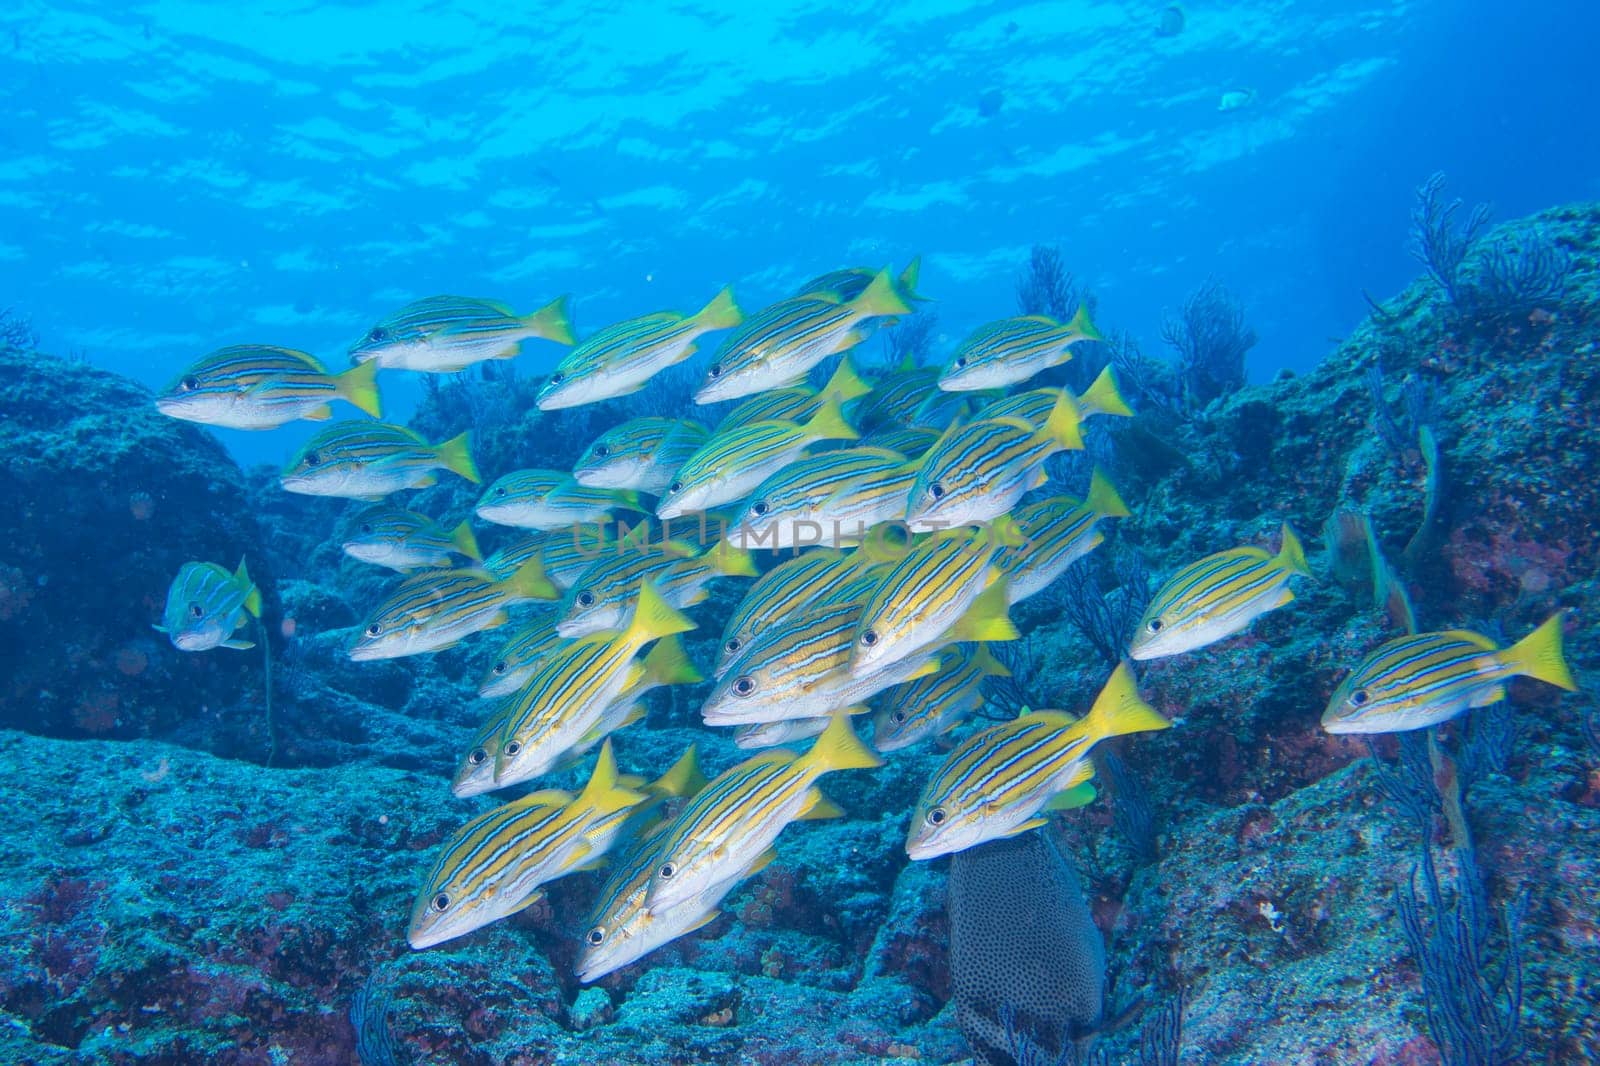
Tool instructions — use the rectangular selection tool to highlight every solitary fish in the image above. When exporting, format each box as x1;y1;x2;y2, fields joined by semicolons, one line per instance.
1130;523;1311;660
156;559;262;651
408;740;645;949
537;288;743;410
351;294;574;373
282;422;480;499
873;644;1010;752
476;471;644;531
694;270;912;404
1321;614;1577;735
937;307;1101;392
994;471;1130;604
906;664;1168;860
573;418;709;494
157;346;381;429
645;713;881;911
348;560;555;660
341;506;481;572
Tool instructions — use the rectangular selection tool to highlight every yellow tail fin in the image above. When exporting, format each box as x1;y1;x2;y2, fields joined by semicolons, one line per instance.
1084;467;1131;520
897;256;925;302
650;744;708;799
969;643;1012;678
820;356;873;404
503;558;557;601
1079;663;1170;743
637;633;703;687
798;394;860;443
1078;365;1132;418
1500;613;1578;691
801;712;883;774
435;431;481;484
849;268;913;319
705;539;759;577
450;520;482;561
1066;303;1103;342
624;579;697;643
1040;389;1085;452
524;294;576;345
334;359;383;418
948;579;1019;643
234;558;263;617
575;739;648;817
693;285;744;332
1276;522;1312;578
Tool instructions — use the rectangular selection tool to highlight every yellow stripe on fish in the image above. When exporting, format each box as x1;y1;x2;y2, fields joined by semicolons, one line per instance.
936;305;1101;392
282;422;479;498
342;506;481;573
574;418;710;494
729;446;906;551
994;470;1130;604
976;366;1133;428
157;345;381;430
714;358;872;435
349;560;555;660
477;613;566;698
156;558;262;652
351;294;574;373
872;644;1010;752
477;470;644;531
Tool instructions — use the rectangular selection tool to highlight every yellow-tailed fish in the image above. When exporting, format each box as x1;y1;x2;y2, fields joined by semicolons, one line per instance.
994;471;1130;604
557;538;755;638
408;739;645;949
1130;523;1312;660
713;357;872;435
537;288;743;410
655;397;859;521
493;582;696;788
906;664;1168;859
646;713;881;910
348;560;555;660
854;358;939;432
728;446;906;551
342;506;481;573
977;366;1133;427
703;597;943;726
872;644;1010;753
802;460;922;547
861;426;941;458
848;524;1021;678
1322;614;1577;735
478;614;565;698
476;470;643;531
936;306;1102;392
281;422;479;499
714;547;886;676
693;270;911;404
483;526;620;590
736;709;870;750
791;257;924;304
573;418;710;493
156;345;381;429
452;701;518;798
155;559;262;651
351;294;574;374
909;389;993;431
904;392;1083;532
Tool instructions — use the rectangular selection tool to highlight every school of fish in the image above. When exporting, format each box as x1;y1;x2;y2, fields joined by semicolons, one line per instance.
152;259;1580;983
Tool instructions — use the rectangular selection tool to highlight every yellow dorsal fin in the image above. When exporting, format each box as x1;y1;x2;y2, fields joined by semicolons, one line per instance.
820;356;873;404
503;557;557;601
849;267;913;318
333;358;383;418
434;430;481;484
693;285;744;332
948;578;1019;643
635;633;703;687
795;786;845;821
1065;303;1102;342
969;643;1011;678
797;394;859;443
1039;389;1085;452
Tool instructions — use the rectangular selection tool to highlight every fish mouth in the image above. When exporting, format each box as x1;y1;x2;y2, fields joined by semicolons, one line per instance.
1318;712;1366;735
348;640;389;662
904;838;943;862
405;922;453;951
172;631;212;652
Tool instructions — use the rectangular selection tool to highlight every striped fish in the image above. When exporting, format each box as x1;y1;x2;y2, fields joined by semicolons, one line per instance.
872;644;1010;752
483;526;619;591
493;582;696;789
994;471;1130;604
155;559;262;652
342;506;481;573
714;548;886;676
703;597;941;726
477;613;566;698
728;446;906;551
348;560;555;660
791;257;923;304
849;525;1020;679
736;710;870;750
645;713;881;911
537;288;743;410
407;739;645;949
905;392;1083;532
350;294;574;374
909;389;991;431
556;537;755;638
156;345;381;430
977;366;1134;427
860;426;940;458
656;397;859;521
906;664;1168;860
805;460;921;545
694;270;911;404
1130;523;1312;660
713;358;872;435
573;418;709;494
854;361;939;432
281;422;480;499
1322;614;1577;735
476;470;643;531
936;306;1101;392
451;701;517;798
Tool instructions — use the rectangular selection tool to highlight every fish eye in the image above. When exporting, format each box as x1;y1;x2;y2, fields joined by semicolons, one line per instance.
494;487;507;498
188;602;204;619
724;637;741;655
732;676;755;697
180;375;200;391
492;661;507;675
504;740;522;756
593;444;610;458
891;711;906;724
751;501;769;517
366;623;382;637
668;481;683;494
860;629;879;647
586;926;606;946
1350;689;1370;706
304;451;321;467
926;806;947;827
550;372;564;385
467;748;488;766
359;523;373;534
658;861;677;880
708;364;722;378
576;591;595;608
954;357;966;369
929;483;946;500
1147;618;1163;633
431;892;450;912
367;327;387;344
